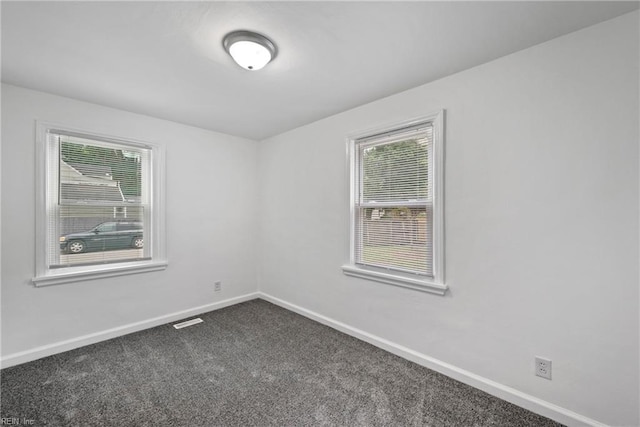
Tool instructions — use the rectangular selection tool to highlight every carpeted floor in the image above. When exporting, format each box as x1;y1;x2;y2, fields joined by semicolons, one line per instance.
1;299;563;426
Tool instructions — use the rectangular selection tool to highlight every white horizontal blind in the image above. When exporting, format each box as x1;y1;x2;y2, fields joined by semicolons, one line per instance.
355;124;433;276
47;131;150;268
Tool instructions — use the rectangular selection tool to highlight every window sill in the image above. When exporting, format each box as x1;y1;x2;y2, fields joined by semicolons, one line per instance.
33;260;168;287
341;264;447;295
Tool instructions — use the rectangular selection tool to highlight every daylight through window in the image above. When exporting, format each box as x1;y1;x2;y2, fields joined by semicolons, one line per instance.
356;126;433;275
34;125;167;285
53;134;148;267
344;112;445;294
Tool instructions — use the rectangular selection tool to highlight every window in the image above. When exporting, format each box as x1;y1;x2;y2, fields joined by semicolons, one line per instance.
342;112;446;295
34;123;167;286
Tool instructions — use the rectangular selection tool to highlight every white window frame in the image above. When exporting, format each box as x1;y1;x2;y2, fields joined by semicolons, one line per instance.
33;122;167;286
342;111;446;295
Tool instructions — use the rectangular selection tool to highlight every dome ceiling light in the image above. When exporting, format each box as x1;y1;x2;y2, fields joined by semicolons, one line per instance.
223;30;277;71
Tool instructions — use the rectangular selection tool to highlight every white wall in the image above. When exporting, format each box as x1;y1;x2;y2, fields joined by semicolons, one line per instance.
258;12;639;426
1;84;259;356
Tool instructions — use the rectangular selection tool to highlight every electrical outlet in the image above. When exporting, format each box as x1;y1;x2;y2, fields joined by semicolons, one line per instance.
214;281;222;292
535;356;552;380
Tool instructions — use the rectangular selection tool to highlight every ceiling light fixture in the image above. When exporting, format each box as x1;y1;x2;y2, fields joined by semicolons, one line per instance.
223;30;277;71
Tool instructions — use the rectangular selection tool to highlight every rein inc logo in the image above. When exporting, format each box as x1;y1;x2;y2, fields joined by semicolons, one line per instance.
0;418;35;425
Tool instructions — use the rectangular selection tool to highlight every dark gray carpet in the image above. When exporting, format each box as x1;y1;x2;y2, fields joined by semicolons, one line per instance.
1;299;562;426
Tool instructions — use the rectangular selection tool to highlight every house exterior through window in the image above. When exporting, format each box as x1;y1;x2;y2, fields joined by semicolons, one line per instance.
34;123;167;286
342;112;446;295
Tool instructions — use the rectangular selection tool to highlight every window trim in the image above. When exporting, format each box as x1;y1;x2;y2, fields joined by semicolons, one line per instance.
342;111;446;295
33;122;167;286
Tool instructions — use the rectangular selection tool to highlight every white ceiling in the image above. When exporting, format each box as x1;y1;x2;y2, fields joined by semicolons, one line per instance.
2;1;637;140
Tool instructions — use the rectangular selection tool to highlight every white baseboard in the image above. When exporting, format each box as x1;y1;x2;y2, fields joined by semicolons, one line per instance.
258;292;607;427
0;292;259;369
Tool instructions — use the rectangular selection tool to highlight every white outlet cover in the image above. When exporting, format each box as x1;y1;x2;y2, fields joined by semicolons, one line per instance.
535;356;552;380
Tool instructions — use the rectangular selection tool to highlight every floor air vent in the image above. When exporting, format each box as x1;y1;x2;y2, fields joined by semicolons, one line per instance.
173;318;203;329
